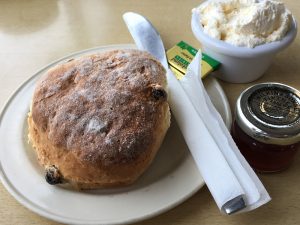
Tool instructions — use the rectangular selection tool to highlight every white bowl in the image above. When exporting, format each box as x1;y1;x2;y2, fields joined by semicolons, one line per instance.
191;10;298;83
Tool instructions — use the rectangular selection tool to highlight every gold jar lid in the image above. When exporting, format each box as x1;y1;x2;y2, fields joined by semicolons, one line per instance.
235;83;300;145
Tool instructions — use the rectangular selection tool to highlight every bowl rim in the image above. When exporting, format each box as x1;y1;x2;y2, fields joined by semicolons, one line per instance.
191;9;298;58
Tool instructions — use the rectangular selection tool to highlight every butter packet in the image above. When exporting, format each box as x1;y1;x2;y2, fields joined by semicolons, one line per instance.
166;41;220;80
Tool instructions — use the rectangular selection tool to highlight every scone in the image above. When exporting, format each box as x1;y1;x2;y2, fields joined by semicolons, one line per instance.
28;49;170;189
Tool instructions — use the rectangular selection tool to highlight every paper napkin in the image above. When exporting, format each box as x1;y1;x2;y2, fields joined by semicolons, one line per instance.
166;51;271;214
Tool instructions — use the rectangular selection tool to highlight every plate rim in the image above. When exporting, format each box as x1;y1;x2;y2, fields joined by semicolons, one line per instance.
0;44;230;225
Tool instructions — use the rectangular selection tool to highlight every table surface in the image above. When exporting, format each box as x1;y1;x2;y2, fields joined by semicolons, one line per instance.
1;0;300;224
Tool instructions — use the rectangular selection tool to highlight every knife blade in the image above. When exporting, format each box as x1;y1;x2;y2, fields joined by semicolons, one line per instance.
123;12;168;69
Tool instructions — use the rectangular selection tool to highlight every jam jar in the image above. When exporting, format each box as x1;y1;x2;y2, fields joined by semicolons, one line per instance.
231;83;300;172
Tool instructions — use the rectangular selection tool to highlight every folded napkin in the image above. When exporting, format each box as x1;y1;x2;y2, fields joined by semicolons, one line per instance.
167;51;271;214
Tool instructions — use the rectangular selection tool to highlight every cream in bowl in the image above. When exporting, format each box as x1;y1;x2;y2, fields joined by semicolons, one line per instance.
191;0;297;83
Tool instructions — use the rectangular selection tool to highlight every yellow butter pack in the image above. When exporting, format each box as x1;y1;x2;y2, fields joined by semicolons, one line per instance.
166;41;220;80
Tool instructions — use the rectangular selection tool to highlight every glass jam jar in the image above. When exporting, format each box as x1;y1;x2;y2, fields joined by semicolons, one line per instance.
231;83;300;172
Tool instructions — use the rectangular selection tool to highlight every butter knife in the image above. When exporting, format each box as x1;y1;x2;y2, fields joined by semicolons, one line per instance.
123;12;168;69
122;12;247;215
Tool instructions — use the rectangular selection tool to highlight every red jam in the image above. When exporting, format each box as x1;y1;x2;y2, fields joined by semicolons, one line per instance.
231;120;299;172
233;83;300;172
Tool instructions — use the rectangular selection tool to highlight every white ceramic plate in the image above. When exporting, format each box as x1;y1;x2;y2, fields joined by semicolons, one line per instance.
0;45;231;225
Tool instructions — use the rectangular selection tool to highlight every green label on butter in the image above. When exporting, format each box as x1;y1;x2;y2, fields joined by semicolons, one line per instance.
177;41;198;56
166;41;220;79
